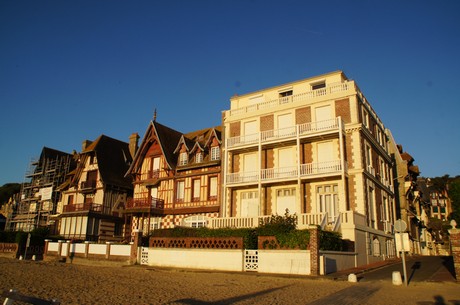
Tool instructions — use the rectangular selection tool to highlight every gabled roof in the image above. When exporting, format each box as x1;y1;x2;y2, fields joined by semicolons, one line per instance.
204;127;222;147
126;122;223;176
127;121;184;175
40;147;73;161
173;135;196;154
76;135;133;189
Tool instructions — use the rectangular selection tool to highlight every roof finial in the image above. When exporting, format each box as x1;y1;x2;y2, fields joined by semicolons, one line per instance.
153;108;157;122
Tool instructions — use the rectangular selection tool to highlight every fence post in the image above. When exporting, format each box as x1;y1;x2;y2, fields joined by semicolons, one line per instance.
84;241;90;258
66;241;71;260
106;242;111;260
310;227;320;275
43;239;50;259
130;229;143;265
57;241;63;258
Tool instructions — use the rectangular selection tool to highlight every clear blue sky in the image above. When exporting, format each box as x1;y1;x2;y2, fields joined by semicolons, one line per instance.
1;0;459;185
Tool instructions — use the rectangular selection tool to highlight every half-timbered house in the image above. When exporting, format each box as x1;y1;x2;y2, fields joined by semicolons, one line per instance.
124;120;221;236
57;135;134;242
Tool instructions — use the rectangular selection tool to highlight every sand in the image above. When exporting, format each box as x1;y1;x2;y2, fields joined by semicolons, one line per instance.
0;257;459;304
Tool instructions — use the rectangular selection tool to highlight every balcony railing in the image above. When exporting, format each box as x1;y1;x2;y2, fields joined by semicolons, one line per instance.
227;81;352;116
140;170;160;181
63;203;102;213
126;197;165;210
209;212;327;230
227;118;340;149
226;160;344;185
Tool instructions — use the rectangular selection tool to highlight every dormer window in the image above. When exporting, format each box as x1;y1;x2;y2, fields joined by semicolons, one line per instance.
179;152;188;166
210;146;220;161
195;152;203;163
279;90;293;104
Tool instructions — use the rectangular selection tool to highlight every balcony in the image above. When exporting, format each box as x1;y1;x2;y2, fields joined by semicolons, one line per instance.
125;197;165;211
226;81;353;117
80;180;97;191
226;160;345;185
227;118;342;149
209;213;327;230
63;203;102;213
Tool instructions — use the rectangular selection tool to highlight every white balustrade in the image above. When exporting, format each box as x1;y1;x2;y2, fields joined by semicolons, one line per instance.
227;117;340;148
228;81;351;116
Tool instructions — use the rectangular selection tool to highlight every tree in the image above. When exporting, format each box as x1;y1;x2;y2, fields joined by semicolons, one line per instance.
0;183;21;207
448;176;460;224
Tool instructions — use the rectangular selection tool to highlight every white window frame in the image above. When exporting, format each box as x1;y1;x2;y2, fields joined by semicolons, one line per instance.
316;184;339;223
209;176;218;199
182;215;208;228
176;181;185;201
179;152;188;166
192;179;200;201
195;152;203;163
211;146;220;161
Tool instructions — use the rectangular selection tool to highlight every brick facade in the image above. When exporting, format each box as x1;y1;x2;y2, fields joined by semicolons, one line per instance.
448;228;460;281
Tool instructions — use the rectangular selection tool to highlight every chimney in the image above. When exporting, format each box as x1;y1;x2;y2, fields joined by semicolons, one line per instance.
129;133;140;158
82;140;92;151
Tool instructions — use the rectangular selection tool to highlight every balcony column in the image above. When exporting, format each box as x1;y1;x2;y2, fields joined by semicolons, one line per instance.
296;124;302;213
338;116;347;211
257;134;262;214
222;139;229;218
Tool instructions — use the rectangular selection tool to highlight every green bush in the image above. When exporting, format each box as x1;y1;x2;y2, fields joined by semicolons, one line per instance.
149;227;258;249
319;230;343;251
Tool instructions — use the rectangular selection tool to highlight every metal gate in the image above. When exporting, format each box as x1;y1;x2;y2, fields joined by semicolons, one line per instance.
244;250;258;272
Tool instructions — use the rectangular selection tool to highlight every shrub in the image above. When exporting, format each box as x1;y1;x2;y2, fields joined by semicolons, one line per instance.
319;230;343;251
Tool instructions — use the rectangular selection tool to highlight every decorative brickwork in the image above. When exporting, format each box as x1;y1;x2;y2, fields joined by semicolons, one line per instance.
260;115;274;132
310;228;320;275
230;122;240;137
335;98;351;123
448;228;460;281
296;107;311;124
346;133;354;168
149;237;243;249
0;243;18;253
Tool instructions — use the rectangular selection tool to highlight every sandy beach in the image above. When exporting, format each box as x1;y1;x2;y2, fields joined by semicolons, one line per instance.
0;257;459;305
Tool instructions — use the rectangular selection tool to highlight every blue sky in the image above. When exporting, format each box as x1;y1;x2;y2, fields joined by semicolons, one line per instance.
1;0;459;186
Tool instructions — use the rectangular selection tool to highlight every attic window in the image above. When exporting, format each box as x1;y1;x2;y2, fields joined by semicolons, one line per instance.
279;90;293;104
179;152;188;166
210;146;220;161
195;152;203;163
311;82;326;90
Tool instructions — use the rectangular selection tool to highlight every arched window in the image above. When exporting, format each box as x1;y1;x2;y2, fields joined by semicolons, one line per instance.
373;237;381;257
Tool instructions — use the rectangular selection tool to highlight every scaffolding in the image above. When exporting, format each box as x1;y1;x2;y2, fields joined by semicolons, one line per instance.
7;149;75;232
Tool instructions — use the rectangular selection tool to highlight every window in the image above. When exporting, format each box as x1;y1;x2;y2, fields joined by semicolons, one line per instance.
317;184;339;223
176;181;185;202
368;186;376;228
211;146;220;161
279;90;293;104
195;152;203;163
209;176;218;200
362;109;369;128
89;154;97;165
192;179;200;201
311;82;325;90
149;217;162;231
182;215;208;228
67;195;74;205
373;238;381;257
179;152;188;166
